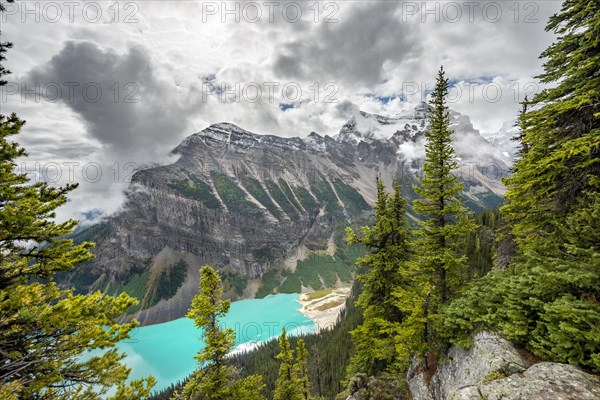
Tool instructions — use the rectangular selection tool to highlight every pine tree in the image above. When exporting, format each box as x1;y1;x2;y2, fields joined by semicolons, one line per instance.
398;66;475;366
412;66;476;303
494;0;600;368
502;0;599;255
443;0;600;372
0;1;14;87
511;96;530;156
176;265;265;400
496;98;531;270
309;343;323;398
346;178;411;376
273;328;303;400
295;339;310;400
0;3;155;397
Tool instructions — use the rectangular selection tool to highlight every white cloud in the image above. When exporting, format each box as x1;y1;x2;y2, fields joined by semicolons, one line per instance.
1;0;563;220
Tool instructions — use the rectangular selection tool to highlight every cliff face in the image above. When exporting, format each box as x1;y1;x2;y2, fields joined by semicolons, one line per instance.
407;332;600;400
67;104;510;325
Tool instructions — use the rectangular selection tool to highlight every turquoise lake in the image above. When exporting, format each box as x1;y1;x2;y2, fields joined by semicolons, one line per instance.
116;293;316;393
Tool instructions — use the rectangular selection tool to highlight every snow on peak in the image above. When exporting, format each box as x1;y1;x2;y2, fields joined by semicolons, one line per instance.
484;119;520;158
337;102;482;145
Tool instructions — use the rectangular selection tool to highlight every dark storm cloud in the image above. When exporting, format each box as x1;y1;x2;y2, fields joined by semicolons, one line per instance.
273;2;422;86
26;41;199;159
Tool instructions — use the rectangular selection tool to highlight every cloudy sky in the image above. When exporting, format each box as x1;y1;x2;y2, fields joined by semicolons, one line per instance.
1;0;563;220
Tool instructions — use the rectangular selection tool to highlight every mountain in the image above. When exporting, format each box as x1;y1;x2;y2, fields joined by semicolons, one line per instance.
483;119;520;159
64;103;511;325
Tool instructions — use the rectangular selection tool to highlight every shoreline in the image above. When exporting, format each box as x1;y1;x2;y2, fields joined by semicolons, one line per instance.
297;286;352;332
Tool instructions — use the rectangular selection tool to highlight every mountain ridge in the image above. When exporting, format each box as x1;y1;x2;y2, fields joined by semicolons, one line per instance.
64;104;512;325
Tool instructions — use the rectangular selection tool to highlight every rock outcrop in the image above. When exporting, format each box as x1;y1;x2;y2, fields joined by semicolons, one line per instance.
408;332;600;400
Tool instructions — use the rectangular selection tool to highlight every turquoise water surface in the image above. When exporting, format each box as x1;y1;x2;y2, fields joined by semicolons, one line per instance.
116;293;315;393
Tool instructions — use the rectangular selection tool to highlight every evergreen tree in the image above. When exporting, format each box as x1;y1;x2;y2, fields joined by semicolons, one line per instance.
175;265;265;400
309;343;324;398
502;0;599;256
412;66;475;303
0;0;14;87
273;328;303;400
443;0;600;372
346;178;411;376
495;98;531;270
0;2;154;397
397;66;475;366
295;339;310;400
511;96;530;156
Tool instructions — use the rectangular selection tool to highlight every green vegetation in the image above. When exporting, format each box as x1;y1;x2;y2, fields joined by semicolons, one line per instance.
104;260;189;312
212;172;264;218
332;220;368;269
309;179;342;214
292;186;320;214
339;373;409;400
331;179;370;214
174;266;266;400
256;269;282;298
4;1;600;398
282;255;349;293
107;270;150;312
139;4;600;397
392;67;476;369
0;12;154;395
243;177;283;219
256;218;366;298
256;244;359;297
70;221;111;245
144;260;188;307
265;180;300;220
257;254;352;296
460;190;504;213
279;180;304;213
278;274;303;294
169;176;222;209
122;271;150;304
222;271;248;297
464;209;499;277
304;289;334;301
295;339;311;400
273;329;303;400
441;0;600;373
346;179;411;377
482;371;507;383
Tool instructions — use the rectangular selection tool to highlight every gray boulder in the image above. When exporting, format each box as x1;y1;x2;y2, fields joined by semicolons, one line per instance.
408;332;600;400
472;362;600;400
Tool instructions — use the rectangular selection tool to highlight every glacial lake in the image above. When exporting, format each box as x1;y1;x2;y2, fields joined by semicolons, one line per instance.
116;293;316;393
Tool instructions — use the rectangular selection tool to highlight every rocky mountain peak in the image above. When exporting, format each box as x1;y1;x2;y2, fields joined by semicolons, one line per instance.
337;102;469;146
333;103;511;167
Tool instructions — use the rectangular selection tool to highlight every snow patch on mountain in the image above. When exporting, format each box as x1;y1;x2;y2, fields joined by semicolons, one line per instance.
335;102;515;167
484;119;520;159
182;103;518;170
